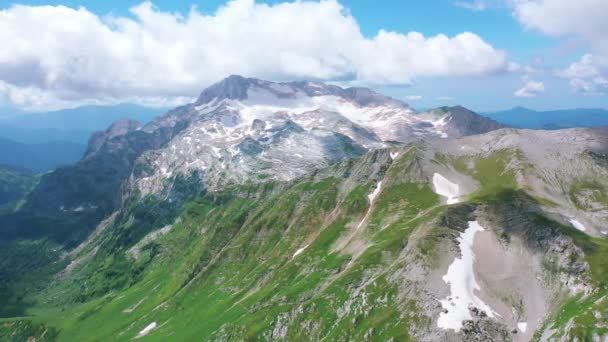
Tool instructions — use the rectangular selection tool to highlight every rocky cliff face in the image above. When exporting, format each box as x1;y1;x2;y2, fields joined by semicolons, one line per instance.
85;119;142;157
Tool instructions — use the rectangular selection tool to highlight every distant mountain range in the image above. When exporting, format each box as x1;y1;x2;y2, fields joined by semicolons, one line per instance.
0;104;165;145
0;137;85;172
0;104;166;171
484;107;608;130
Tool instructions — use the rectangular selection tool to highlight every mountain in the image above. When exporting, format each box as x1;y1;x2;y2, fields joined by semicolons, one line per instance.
2;127;607;341
0;137;85;172
485;106;608;130
2;75;503;245
4;76;607;341
0;104;166;171
0;104;165;145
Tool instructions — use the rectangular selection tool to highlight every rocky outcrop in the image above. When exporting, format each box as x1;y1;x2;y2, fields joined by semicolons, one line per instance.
85;119;142;157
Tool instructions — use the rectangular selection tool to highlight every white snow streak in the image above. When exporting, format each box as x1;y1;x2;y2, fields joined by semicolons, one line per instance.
135;322;157;339
367;181;383;203
569;218;587;232
292;244;310;258
355;181;383;231
432;173;461;204
437;221;496;332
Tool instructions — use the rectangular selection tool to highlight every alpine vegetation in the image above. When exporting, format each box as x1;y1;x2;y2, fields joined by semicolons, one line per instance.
0;74;606;342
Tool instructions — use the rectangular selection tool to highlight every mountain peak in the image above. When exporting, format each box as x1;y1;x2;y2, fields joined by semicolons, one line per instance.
196;75;254;104
194;75;410;112
85;119;142;157
510;106;535;112
343;87;404;107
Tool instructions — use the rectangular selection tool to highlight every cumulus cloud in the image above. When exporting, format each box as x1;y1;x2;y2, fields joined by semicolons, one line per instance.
556;54;608;94
511;0;608;52
0;0;509;110
511;0;608;94
514;80;545;97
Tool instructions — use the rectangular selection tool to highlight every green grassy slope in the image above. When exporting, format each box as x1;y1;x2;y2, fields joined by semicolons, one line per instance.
1;147;607;341
0;167;39;215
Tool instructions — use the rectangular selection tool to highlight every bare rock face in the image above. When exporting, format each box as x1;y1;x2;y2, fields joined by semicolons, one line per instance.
195;75;251;104
85;119;142;157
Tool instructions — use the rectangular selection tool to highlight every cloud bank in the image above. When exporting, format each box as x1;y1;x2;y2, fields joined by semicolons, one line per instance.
0;0;509;110
512;0;608;94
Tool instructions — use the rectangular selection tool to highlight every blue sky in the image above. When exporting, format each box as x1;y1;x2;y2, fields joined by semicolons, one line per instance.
1;0;607;112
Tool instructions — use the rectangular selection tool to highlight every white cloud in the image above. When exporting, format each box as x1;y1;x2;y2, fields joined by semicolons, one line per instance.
511;0;608;53
556;54;608;94
0;0;509;110
511;0;608;94
436;96;455;101
405;95;423;101
569;76;608;95
558;54;606;79
514;80;545;97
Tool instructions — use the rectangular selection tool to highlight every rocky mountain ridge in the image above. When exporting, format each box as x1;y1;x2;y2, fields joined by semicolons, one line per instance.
2;75;504;245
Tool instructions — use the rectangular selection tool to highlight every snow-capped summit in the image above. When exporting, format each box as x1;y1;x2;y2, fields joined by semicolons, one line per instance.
187;76;504;144
128;76;505;196
23;75;505;222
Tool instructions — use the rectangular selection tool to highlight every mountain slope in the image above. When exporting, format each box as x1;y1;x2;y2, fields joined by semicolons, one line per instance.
2;76;502;246
485;107;608;130
3;127;607;341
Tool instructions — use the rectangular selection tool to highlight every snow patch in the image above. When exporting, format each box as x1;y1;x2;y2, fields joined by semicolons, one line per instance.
367;181;383;203
354;181;383;231
292;244;310;258
431;115;451;138
135;322;157;339
390;152;399;160
518;322;528;333
437;221;497;332
432;173;461;204
569;218;586;232
211;146;222;158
